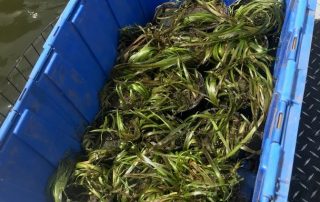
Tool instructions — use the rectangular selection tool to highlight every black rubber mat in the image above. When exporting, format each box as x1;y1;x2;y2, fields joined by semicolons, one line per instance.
289;20;320;202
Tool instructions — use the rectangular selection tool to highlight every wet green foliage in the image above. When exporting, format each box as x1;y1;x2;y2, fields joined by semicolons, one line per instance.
51;0;283;201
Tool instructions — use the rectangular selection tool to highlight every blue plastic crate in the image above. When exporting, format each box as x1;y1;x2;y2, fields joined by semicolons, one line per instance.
0;0;316;201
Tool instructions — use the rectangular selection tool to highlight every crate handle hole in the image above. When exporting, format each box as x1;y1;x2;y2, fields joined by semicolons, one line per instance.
292;37;297;50
277;113;283;129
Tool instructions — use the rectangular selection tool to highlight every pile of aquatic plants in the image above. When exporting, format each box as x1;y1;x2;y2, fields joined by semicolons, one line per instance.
51;0;283;201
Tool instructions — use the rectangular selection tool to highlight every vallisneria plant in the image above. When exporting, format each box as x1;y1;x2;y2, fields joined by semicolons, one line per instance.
51;0;283;201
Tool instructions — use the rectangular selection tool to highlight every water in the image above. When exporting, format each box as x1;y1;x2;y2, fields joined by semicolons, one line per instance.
0;0;66;124
0;0;66;77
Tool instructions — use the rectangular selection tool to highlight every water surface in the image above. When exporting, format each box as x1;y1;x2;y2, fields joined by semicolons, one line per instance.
0;0;66;78
0;0;66;124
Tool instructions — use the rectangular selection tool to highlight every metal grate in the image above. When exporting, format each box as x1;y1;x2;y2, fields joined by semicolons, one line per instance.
289;20;320;202
0;19;56;127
